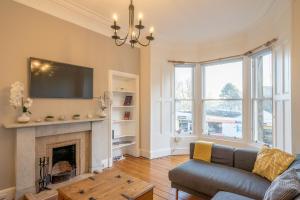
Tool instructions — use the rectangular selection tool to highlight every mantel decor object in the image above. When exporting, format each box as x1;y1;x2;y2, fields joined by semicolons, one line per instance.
9;81;33;123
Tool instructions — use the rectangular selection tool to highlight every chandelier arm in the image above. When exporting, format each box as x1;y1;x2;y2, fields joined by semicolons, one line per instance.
115;34;129;46
136;28;141;41
136;39;151;47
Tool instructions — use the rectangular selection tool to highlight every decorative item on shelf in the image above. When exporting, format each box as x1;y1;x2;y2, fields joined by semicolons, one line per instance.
72;114;81;120
87;114;93;119
38;156;51;193
95;91;112;118
45;115;55;122
124;112;131;120
123;96;133;106
58;115;66;121
111;0;154;48
35;118;42;123
97;96;107;118
9;81;33;123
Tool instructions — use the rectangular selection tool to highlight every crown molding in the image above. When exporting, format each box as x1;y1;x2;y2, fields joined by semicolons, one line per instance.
13;0;114;38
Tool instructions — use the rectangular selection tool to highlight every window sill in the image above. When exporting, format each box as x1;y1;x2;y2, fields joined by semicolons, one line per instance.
199;134;249;146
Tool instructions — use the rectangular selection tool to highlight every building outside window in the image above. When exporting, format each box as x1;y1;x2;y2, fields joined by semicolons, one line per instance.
174;65;195;135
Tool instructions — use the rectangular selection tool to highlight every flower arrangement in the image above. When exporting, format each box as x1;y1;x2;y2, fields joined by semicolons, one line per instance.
9;82;33;122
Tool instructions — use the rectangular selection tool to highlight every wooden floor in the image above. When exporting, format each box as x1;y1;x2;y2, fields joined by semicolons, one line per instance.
105;155;206;200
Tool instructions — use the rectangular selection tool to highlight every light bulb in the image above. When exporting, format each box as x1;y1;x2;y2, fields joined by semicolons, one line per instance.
132;31;136;37
149;27;154;34
138;13;143;21
113;14;118;22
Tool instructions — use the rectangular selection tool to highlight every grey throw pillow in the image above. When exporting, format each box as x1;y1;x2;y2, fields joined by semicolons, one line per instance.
264;169;300;200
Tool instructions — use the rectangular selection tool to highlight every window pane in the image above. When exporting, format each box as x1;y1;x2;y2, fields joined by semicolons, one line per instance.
254;53;272;98
175;100;193;135
203;61;243;99
175;66;193;99
203;100;242;138
252;51;273;145
253;100;273;145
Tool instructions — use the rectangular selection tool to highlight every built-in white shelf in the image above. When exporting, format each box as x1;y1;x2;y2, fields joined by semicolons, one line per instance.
113;134;135;139
112;141;136;150
109;70;139;164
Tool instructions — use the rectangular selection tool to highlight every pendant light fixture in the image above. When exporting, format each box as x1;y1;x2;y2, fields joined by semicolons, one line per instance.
111;0;154;48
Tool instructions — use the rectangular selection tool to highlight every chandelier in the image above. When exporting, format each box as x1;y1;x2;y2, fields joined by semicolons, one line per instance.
111;0;154;48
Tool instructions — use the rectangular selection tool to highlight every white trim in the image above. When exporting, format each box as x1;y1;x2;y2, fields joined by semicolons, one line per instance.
13;0;116;38
0;187;16;200
171;147;189;155
149;148;172;159
140;148;172;159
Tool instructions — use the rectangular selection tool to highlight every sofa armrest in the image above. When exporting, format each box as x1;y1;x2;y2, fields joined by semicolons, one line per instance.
190;143;196;159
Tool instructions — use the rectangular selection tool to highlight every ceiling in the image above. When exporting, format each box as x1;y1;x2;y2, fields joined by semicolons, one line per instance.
65;0;276;44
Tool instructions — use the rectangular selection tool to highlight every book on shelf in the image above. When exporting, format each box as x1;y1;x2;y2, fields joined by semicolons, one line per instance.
123;96;133;106
123;111;131;120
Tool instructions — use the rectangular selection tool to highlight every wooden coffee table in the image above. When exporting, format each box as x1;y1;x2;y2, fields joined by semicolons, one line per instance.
57;170;154;200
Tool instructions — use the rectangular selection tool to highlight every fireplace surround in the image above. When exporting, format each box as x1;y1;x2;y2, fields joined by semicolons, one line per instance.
4;118;108;199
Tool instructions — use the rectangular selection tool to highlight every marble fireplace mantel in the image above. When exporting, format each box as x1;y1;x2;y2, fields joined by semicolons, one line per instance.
3;118;108;199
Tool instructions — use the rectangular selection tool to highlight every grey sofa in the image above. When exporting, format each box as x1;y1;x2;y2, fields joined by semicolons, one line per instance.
168;143;300;200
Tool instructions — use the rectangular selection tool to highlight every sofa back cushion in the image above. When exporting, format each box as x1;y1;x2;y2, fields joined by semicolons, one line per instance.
234;148;258;172
190;143;234;166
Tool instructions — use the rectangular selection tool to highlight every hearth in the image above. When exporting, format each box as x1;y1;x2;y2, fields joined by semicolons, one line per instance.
51;144;76;183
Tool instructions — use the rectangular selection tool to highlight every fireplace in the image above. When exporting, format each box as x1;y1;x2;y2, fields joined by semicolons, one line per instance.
51;144;77;183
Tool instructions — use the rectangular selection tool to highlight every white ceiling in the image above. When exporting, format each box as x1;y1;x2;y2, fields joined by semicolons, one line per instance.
65;0;276;44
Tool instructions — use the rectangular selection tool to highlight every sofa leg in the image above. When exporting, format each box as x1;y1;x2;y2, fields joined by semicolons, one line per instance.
176;189;179;200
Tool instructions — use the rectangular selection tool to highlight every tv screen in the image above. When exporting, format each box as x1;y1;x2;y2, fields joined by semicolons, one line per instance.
29;57;93;99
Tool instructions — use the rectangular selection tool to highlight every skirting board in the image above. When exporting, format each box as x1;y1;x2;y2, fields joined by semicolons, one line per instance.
140;148;189;159
140;148;171;159
171;148;189;155
0;187;15;200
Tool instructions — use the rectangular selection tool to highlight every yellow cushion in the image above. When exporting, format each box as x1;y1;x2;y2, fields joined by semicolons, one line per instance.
193;140;213;162
252;147;295;181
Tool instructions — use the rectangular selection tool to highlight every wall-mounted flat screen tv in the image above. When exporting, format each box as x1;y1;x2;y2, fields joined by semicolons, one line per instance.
29;57;93;99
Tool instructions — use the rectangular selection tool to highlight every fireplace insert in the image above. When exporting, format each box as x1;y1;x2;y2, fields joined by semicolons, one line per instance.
52;144;76;183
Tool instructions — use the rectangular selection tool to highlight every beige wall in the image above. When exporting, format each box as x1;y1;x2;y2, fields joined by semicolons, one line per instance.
0;0;140;189
292;0;300;153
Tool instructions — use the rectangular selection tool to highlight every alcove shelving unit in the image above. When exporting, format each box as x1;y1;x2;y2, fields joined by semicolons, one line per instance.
108;70;139;165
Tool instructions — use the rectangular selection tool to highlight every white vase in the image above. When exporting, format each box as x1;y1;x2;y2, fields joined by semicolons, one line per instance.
17;113;30;123
98;110;107;118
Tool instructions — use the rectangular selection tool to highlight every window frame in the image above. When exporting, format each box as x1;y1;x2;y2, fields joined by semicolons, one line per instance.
201;58;244;140
173;64;195;136
250;49;273;145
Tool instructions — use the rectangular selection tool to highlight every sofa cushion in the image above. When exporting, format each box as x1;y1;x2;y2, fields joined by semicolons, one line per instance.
190;143;234;166
234;148;258;172
212;144;235;167
263;169;300;200
169;159;270;199
212;191;254;200
252;147;296;181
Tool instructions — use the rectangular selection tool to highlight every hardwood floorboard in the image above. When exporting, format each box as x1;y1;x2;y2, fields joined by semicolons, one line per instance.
106;155;206;200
